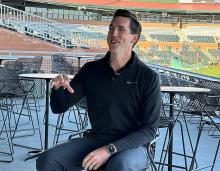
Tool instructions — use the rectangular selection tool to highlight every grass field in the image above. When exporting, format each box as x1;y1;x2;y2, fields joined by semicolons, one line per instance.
190;64;220;78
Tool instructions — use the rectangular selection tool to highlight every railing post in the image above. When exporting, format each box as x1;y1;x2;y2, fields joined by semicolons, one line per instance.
0;4;2;21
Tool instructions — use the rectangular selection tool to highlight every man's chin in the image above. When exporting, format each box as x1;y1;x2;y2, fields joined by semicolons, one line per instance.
109;47;119;53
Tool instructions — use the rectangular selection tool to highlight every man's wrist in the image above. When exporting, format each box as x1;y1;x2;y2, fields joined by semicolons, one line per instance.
53;86;60;90
105;144;117;155
53;85;64;90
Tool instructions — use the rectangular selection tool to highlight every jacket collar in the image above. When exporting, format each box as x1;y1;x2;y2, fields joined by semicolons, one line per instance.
101;51;139;74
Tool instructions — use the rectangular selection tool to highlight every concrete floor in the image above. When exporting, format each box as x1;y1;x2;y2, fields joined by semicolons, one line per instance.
0;98;219;171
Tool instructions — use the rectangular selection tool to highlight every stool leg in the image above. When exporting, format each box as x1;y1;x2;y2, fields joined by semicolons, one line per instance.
0;107;14;162
189;122;204;170
159;121;188;171
53;113;64;146
182;113;199;169
178;120;188;170
158;128;169;171
211;139;220;171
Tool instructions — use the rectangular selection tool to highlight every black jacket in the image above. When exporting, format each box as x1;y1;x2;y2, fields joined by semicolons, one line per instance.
50;51;161;152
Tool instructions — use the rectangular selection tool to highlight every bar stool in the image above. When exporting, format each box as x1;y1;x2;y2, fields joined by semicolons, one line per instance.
0;67;43;151
156;102;195;171
53;98;88;146
190;95;220;171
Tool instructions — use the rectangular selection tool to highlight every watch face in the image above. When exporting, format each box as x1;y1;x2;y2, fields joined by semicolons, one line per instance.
107;144;115;154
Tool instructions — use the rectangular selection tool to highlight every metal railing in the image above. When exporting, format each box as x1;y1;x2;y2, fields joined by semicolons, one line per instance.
0;4;99;48
0;50;100;57
0;48;219;86
147;63;220;84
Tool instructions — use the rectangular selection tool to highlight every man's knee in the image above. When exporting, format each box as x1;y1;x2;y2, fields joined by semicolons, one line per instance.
104;147;148;171
36;149;83;171
106;158;137;171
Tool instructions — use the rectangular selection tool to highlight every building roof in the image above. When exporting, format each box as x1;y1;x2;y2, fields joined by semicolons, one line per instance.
28;0;220;13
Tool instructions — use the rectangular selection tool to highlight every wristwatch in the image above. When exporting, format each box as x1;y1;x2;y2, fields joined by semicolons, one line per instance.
105;144;117;155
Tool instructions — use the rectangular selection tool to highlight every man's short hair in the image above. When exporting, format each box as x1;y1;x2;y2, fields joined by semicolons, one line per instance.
113;9;142;47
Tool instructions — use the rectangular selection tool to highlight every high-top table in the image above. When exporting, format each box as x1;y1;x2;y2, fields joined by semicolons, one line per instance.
19;73;74;159
160;86;211;171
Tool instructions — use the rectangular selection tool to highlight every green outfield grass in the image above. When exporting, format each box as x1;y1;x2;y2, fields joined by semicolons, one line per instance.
190;65;220;78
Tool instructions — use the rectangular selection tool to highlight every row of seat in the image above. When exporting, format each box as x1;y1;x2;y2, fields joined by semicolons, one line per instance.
150;34;180;42
188;35;216;43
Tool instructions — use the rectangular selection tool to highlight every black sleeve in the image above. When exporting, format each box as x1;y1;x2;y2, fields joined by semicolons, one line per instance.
50;68;85;114
112;72;161;152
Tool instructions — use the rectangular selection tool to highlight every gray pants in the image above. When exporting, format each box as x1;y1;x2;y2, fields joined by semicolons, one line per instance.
36;137;149;171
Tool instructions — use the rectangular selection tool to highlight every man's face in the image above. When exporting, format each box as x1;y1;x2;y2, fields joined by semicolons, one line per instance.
107;16;138;54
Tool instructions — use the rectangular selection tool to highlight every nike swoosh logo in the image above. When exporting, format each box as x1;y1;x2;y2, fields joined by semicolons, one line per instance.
126;81;138;85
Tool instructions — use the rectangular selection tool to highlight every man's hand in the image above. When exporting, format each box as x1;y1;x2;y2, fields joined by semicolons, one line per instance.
51;74;74;93
82;147;111;170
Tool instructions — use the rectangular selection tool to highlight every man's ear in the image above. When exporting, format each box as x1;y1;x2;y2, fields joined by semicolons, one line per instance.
131;34;139;44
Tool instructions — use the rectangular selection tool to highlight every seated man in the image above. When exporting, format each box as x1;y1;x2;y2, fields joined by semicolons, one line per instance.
36;9;161;171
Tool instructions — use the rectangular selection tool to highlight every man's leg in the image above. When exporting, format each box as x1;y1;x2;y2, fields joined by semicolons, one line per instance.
104;146;149;171
36;137;99;171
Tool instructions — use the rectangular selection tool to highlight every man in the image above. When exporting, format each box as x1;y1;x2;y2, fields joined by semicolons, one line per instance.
36;9;161;171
